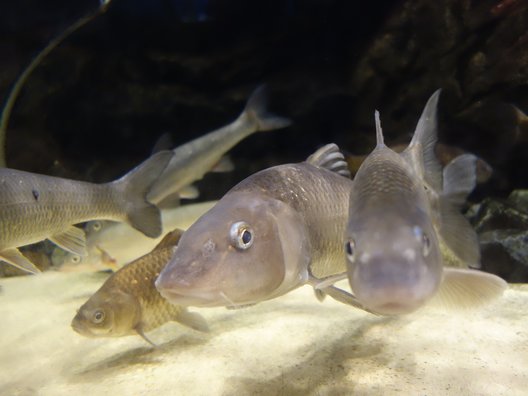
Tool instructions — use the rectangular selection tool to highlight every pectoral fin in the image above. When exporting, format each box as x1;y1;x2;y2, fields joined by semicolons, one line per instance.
134;324;158;347
179;185;200;199
311;272;349;290
429;268;508;310
49;225;87;256
0;248;41;274
175;309;209;332
438;198;481;268
320;285;376;314
211;156;234;173
307;272;373;313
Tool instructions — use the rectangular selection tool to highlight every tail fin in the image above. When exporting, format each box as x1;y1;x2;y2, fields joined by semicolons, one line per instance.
438;153;481;268
113;151;173;238
242;85;292;131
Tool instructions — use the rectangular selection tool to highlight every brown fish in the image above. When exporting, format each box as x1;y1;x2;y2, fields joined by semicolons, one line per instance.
71;230;208;345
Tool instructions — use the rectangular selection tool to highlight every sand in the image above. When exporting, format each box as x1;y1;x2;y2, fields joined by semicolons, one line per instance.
1;272;527;396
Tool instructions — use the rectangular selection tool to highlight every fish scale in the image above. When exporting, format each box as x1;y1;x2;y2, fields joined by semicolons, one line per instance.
96;245;185;332
0;150;172;274
231;163;352;279
0;173;123;249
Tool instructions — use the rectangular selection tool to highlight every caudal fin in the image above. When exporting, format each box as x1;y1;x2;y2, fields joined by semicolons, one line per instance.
438;153;481;268
114;151;173;238
242;85;292;131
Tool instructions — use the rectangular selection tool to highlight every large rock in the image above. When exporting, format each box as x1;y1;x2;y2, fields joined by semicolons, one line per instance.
0;272;526;395
470;190;528;282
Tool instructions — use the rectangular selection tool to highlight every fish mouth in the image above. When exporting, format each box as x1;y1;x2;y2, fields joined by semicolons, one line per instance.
71;320;94;337
368;301;424;315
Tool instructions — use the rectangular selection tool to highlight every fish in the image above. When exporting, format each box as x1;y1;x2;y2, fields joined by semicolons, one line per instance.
345;143;493;184
52;201;217;272
146;85;292;205
344;90;507;315
0;150;172;275
155;143;367;310
71;229;209;345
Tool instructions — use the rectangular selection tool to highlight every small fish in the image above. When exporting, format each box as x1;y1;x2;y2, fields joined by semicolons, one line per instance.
71;230;208;345
52;201;217;272
146;85;292;205
155;144;366;310
344;91;506;315
0;151;172;274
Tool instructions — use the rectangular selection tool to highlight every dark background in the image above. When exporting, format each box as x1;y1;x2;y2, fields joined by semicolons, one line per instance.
1;0;527;202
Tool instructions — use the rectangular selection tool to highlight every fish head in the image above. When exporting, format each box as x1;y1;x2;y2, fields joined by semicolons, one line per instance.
156;191;309;307
51;248;83;269
345;211;442;315
71;289;140;337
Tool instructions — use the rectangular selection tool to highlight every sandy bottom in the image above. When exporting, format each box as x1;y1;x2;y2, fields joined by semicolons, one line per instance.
1;272;527;396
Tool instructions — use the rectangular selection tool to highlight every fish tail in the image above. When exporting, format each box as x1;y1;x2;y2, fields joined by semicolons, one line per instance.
114;151;173;238
242;85;292;132
438;153;481;268
442;154;478;207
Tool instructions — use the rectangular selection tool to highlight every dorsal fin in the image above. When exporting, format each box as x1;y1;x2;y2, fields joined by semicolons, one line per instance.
402;90;443;191
154;229;185;250
374;110;385;147
306;143;351;178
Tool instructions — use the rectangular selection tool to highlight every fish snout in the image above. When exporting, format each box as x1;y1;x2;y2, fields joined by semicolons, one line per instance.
71;316;91;336
350;256;438;315
155;265;221;307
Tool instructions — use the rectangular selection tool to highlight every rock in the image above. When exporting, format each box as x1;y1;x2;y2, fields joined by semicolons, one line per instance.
470;190;528;282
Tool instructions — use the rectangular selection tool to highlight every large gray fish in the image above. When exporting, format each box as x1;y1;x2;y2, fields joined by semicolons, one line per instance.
52;201;217;272
344;91;507;315
71;230;208;345
155;144;364;309
146;86;291;205
0;151;172;274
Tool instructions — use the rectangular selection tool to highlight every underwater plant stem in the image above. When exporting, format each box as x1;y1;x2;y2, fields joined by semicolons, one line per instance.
0;1;112;167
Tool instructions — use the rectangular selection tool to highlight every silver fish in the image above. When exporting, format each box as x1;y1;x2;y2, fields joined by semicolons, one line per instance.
146;86;291;205
52;201;217;272
155;144;364;309
344;91;507;315
0;151;172;274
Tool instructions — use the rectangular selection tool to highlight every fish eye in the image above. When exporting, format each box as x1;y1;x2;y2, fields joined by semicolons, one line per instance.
229;221;254;250
91;221;102;232
70;255;81;264
92;310;105;324
345;239;355;262
413;226;431;257
422;234;431;257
